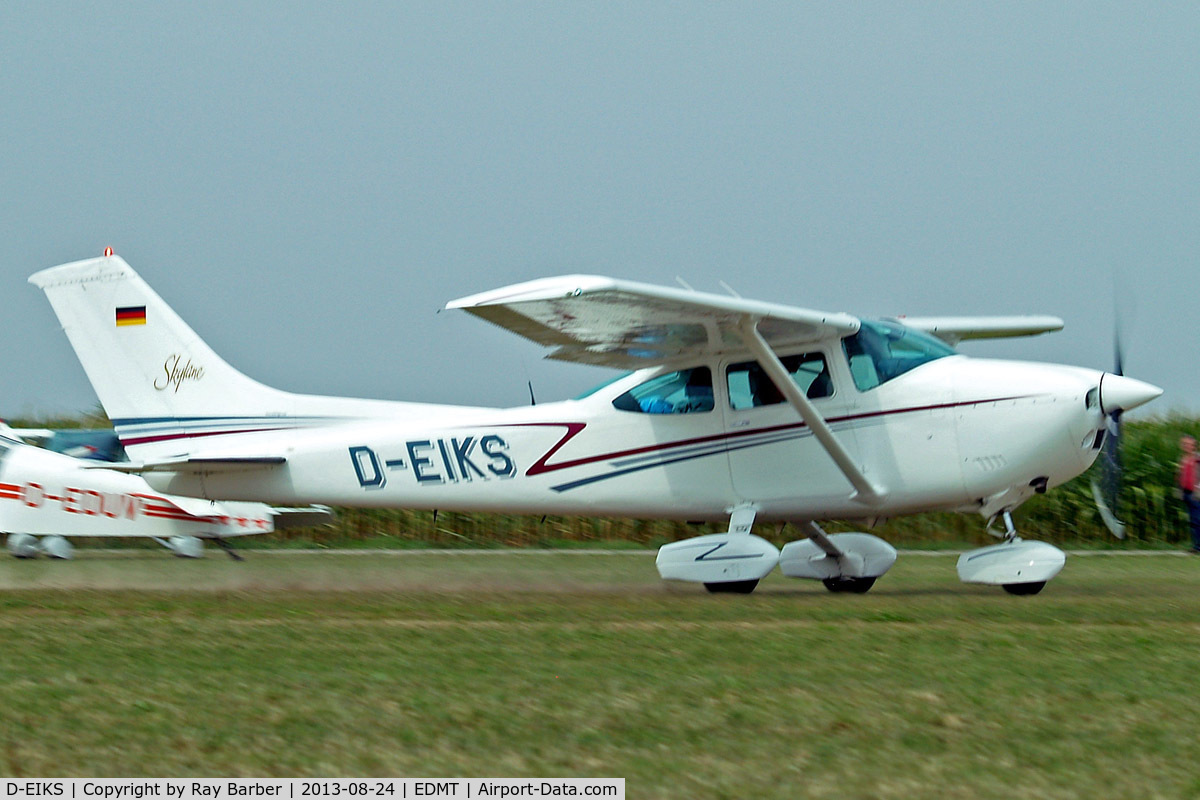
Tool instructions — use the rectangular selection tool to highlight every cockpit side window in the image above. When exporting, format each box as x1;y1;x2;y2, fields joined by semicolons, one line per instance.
726;352;832;410
842;319;955;392
612;367;714;414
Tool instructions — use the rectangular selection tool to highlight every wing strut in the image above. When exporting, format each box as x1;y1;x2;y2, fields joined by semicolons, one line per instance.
736;317;885;505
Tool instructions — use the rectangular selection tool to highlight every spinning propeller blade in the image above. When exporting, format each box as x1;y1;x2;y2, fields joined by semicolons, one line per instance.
1091;414;1125;539
1091;326;1127;538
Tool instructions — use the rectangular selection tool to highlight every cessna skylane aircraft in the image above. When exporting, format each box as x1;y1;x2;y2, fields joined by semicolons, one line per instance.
30;253;1162;593
0;422;328;559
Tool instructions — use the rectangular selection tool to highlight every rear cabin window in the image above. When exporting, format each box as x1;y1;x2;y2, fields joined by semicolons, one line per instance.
726;353;832;411
612;367;714;414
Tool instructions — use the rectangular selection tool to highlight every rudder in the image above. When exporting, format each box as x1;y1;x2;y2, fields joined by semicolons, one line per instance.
31;254;291;424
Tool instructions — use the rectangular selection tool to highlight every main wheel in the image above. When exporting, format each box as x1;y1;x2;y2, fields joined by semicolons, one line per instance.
704;579;759;594
1002;581;1046;596
822;577;877;594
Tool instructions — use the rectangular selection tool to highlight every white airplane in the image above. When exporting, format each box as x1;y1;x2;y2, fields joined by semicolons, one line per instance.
0;422;328;559
30;253;1162;593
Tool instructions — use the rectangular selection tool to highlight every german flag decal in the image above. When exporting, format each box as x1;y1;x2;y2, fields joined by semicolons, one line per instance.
115;306;147;326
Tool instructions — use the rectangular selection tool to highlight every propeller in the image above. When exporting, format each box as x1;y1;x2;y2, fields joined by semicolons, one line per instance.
1091;329;1126;538
1089;323;1163;537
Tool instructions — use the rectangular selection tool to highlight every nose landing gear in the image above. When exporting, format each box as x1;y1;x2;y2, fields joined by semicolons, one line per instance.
956;511;1065;596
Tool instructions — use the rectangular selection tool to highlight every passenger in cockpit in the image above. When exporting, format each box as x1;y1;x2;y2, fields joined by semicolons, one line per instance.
681;369;715;412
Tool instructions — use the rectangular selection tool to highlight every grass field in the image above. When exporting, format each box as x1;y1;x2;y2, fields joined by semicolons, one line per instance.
1;550;1199;798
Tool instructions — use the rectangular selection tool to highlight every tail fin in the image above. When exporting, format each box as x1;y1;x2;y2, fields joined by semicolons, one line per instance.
30;254;426;456
32;255;292;422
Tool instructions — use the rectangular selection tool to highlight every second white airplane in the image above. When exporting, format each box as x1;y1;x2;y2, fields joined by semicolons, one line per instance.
0;422;327;560
30;253;1161;594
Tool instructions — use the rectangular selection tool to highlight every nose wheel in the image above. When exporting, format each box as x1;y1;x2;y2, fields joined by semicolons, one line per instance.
994;512;1046;595
957;510;1065;595
1002;581;1046;595
704;579;760;594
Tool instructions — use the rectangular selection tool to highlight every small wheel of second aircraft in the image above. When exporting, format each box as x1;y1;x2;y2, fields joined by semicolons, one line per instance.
822;577;877;594
1002;581;1046;596
704;579;759;594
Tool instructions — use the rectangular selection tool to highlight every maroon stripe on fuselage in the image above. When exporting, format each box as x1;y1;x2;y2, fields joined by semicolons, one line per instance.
516;394;1037;477
119;426;292;446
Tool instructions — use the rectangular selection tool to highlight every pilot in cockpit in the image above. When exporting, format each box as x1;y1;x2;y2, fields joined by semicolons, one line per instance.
681;368;714;412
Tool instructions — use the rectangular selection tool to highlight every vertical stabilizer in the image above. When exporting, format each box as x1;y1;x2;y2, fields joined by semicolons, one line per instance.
31;255;291;425
30;254;455;457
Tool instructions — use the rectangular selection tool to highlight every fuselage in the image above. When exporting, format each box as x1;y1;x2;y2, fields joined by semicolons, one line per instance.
135;350;1115;524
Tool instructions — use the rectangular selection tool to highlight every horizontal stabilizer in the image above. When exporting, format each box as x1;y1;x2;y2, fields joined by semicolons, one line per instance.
151;496;326;535
159;493;226;518
89;455;287;474
897;316;1064;346
270;505;335;529
8;427;54;441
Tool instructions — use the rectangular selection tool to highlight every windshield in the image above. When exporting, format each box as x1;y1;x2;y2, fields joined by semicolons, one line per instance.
842;319;956;391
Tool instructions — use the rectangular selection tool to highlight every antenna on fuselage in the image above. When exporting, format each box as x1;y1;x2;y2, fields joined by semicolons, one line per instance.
674;276;694;291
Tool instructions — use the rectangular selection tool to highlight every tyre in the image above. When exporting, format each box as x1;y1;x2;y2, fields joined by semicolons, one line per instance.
1002;581;1046;596
704;579;759;594
822;577;877;594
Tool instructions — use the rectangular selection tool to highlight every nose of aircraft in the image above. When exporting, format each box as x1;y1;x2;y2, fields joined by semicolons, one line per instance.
1100;373;1163;415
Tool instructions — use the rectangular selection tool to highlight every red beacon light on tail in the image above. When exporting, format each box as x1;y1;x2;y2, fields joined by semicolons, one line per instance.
103;247;113;257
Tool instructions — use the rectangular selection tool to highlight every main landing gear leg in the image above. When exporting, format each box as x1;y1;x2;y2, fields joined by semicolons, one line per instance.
214;537;245;562
777;522;897;593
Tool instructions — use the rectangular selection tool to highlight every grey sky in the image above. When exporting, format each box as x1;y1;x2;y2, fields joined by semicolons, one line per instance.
1;3;1196;418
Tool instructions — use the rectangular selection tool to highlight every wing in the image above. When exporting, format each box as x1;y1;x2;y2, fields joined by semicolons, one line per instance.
897;316;1064;346
449;275;883;503
446;275;860;368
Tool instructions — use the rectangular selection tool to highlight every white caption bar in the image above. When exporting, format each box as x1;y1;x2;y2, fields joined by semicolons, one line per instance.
4;780;624;800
